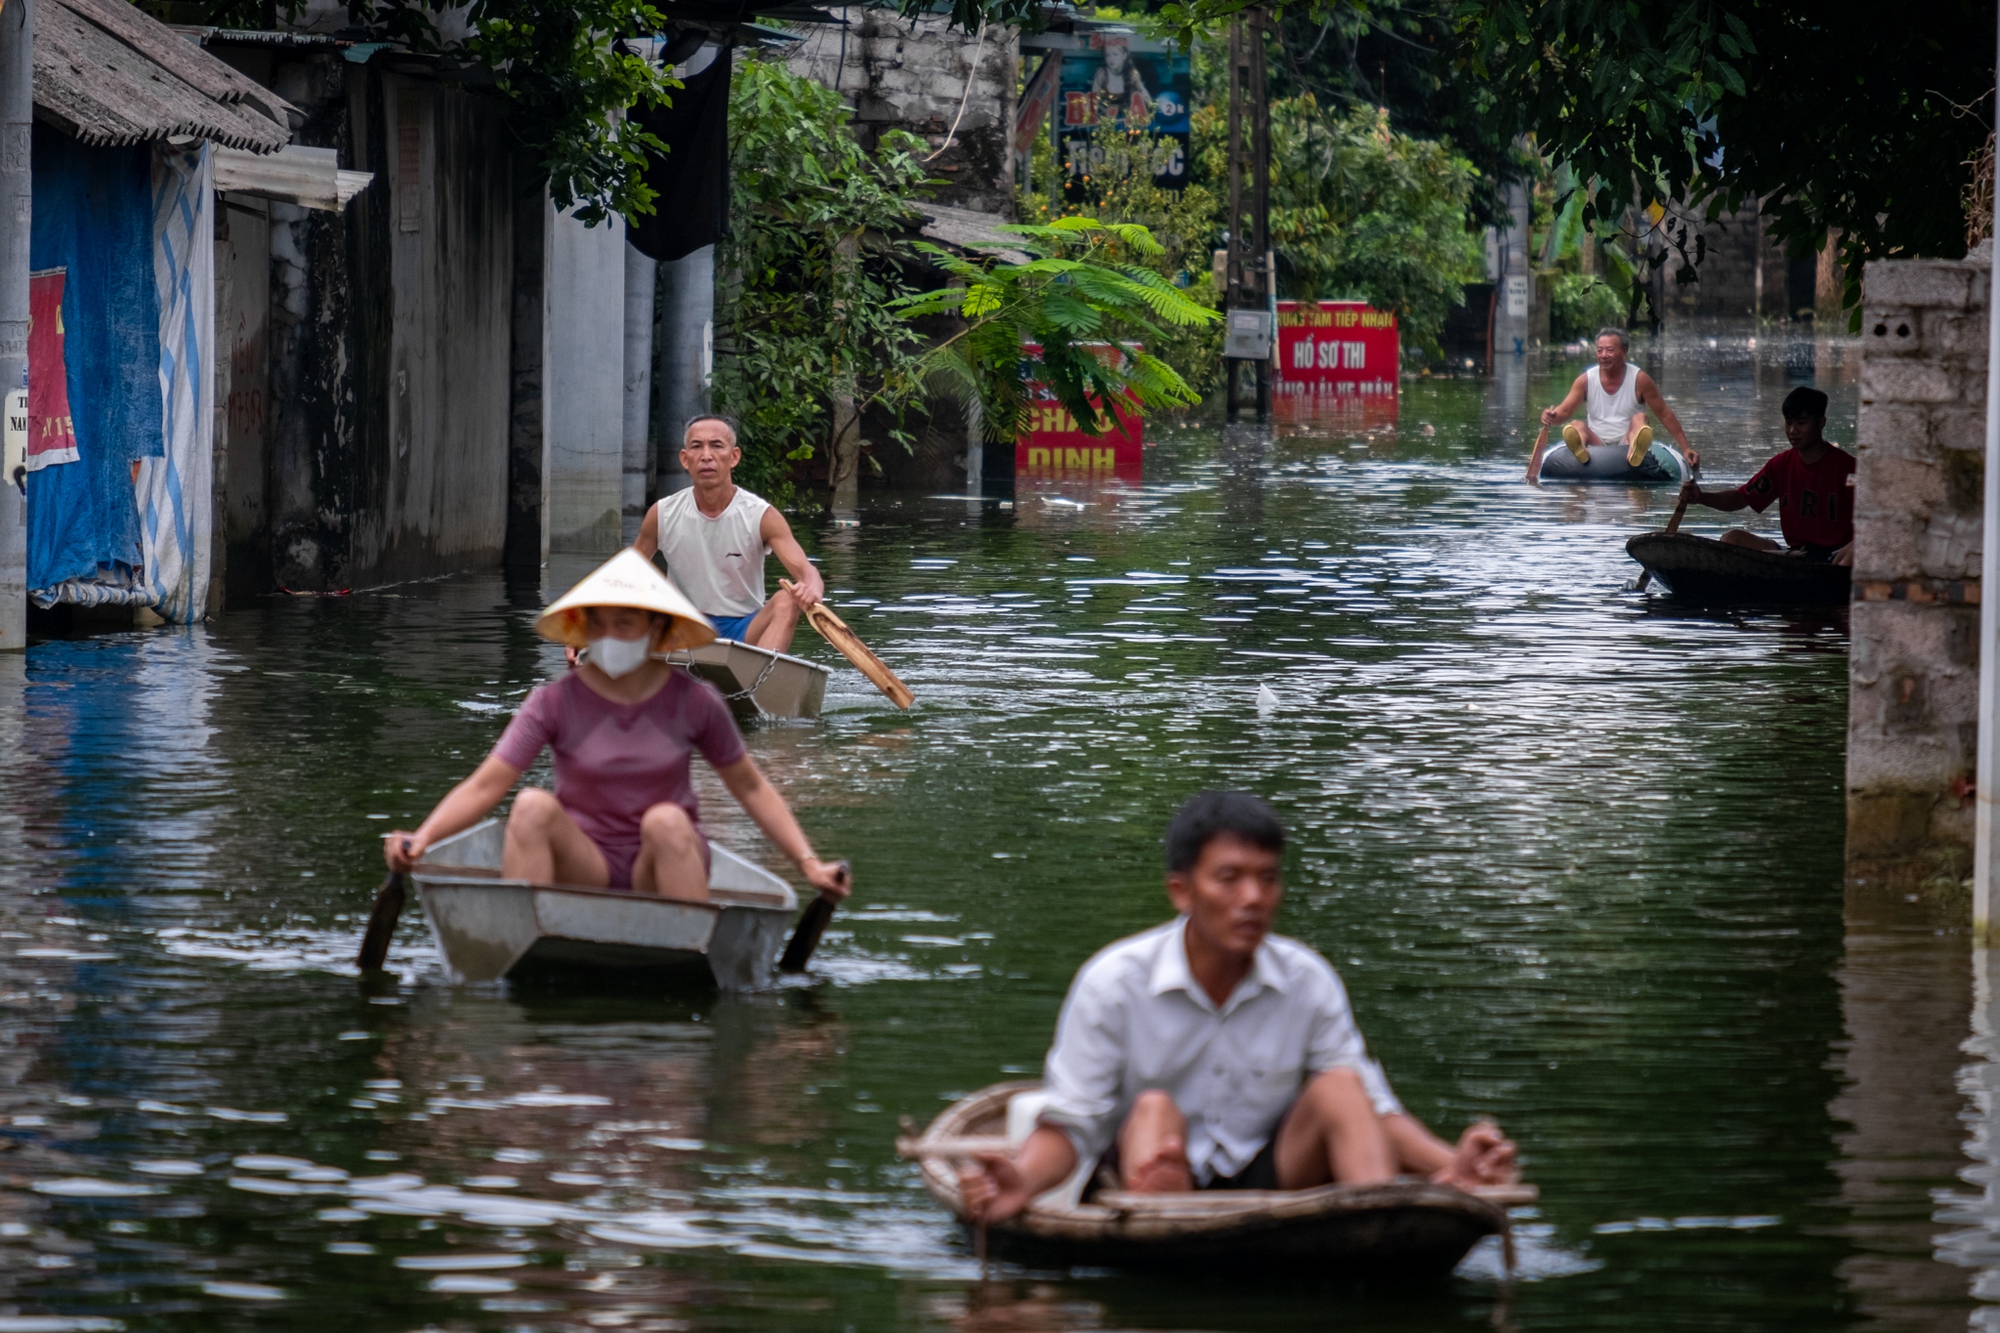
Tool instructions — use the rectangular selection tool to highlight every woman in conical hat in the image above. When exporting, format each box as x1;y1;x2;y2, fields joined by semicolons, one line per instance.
382;550;850;904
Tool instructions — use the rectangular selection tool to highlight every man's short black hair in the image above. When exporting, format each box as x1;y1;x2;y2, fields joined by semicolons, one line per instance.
683;413;741;442
1165;791;1286;873
1781;386;1829;421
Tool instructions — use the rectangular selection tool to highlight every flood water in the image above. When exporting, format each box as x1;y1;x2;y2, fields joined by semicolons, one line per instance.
0;327;1986;1331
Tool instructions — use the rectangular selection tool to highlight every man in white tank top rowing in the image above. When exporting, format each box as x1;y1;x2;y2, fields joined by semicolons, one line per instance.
1537;327;1692;469
633;414;824;653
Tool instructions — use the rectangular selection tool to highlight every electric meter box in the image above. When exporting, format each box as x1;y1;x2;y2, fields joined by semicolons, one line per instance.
1223;308;1274;360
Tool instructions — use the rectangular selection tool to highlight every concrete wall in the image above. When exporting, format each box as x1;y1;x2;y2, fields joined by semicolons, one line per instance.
217;193;269;604
544;205;626;554
1844;246;1989;885
1653;201;1798;321
229;50;515;593
786;9;1017;215
353;73;515;585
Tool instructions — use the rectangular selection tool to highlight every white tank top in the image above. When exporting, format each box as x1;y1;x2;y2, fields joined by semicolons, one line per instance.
1585;364;1642;443
653;486;771;617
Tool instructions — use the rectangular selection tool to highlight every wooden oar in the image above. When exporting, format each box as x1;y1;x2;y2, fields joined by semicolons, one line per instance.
1634;451;1700;593
783;580;914;709
1525;422;1549;482
355;869;406;972
779;858;851;973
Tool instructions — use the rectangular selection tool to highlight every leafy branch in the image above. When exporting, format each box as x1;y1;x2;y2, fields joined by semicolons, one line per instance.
894;218;1219;440
349;0;676;223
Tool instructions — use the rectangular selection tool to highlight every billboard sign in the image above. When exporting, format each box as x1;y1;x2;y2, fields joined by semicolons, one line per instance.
1274;300;1398;404
1016;343;1144;481
1055;37;1192;193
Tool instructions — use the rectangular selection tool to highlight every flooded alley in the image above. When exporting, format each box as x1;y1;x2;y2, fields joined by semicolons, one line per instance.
0;329;1984;1332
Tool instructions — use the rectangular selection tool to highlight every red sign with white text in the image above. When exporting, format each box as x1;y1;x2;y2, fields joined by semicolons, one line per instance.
1016;343;1145;481
1275;300;1398;405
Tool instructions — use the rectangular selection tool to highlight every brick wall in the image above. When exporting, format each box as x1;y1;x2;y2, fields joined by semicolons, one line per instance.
786;10;1018;216
1845;245;1990;883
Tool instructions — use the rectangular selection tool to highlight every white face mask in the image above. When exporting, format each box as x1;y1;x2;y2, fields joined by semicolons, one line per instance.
587;633;653;678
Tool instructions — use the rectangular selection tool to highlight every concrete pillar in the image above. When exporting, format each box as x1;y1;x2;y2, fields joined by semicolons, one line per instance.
653;244;712;498
1492;178;1532;360
544;205;626;554
622;242;655;544
0;0;29;650
1845;249;1988;889
963;395;982;496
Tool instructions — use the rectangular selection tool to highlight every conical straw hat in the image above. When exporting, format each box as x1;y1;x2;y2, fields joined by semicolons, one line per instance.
535;549;716;652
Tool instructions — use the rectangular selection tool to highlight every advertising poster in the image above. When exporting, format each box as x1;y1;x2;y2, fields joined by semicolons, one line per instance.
1056;36;1192;194
1274;300;1399;417
28;268;77;471
1015;343;1145;482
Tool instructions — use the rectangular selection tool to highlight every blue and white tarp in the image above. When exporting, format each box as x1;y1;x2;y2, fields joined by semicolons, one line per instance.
27;134;214;621
141;144;214;623
26;127;161;605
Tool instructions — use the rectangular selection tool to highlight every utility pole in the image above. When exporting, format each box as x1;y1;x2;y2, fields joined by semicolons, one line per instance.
0;0;27;651
1221;9;1271;420
1972;0;2000;944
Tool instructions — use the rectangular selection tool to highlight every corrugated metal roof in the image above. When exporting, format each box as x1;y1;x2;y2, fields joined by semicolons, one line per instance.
35;0;295;154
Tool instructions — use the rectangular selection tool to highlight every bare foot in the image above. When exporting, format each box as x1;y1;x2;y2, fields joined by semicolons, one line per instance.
1124;1135;1193;1193
1434;1121;1518;1190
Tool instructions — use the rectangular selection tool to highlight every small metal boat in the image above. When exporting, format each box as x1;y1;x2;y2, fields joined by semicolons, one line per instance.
901;1081;1528;1278
1627;532;1850;606
410;818;799;990
667;639;830;720
1536;438;1687;484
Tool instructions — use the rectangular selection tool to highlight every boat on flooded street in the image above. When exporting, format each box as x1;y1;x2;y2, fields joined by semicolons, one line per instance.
410;818;802;990
665;638;831;720
901;1082;1533;1279
1626;532;1851;606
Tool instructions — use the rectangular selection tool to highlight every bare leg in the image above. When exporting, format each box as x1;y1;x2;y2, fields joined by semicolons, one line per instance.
743;591;803;654
504;789;611;886
630;802;710;903
1116;1090;1193;1192
1719;529;1784;552
1272;1067;1397;1189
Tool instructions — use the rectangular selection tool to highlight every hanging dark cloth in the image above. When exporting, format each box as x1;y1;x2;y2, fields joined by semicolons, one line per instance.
629;46;733;263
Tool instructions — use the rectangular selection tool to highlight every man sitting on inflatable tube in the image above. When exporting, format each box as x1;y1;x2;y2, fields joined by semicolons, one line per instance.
1539;327;1695;468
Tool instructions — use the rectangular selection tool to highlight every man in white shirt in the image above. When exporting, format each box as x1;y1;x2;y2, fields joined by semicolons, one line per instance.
633;415;824;652
961;792;1517;1220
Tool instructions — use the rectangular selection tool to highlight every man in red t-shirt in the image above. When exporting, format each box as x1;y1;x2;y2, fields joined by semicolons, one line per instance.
1676;386;1855;566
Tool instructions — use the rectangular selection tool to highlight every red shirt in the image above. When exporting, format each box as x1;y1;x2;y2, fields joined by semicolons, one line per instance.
1734;444;1856;550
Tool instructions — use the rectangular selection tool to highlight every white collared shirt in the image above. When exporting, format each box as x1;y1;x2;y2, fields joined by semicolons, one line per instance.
1038;917;1403;1184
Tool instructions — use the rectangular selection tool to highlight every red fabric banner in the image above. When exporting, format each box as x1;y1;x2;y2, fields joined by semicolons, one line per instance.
28;268;77;470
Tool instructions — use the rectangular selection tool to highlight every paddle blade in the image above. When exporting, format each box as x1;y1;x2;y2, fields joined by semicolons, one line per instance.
779;860;849;973
780;897;836;974
355;871;406;973
787;584;915;709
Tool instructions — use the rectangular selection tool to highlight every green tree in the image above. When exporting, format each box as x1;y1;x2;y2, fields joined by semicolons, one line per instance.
896;219;1220;441
1216;97;1482;352
1019;111;1225;397
338;0;674;223
1133;0;1997;296
710;58;937;501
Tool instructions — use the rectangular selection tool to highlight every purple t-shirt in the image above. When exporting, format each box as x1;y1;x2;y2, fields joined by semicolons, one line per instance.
492;669;747;864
